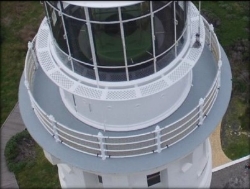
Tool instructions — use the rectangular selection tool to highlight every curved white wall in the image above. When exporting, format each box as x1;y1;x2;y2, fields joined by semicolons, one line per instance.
60;71;192;131
49;138;212;188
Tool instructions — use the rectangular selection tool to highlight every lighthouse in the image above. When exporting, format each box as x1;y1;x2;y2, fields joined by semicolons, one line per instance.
19;1;232;188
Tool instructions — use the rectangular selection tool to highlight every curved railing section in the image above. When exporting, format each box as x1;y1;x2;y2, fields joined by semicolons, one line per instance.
24;16;222;159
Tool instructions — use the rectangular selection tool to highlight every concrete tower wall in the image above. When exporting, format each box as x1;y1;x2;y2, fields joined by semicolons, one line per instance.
44;138;211;188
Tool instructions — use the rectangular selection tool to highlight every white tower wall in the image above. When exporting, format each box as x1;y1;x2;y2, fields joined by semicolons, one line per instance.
44;138;211;188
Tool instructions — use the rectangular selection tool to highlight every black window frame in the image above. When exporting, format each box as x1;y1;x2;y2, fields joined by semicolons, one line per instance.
147;172;161;187
98;175;103;183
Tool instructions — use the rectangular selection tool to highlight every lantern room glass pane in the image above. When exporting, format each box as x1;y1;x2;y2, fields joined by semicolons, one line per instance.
89;7;125;67
63;16;92;64
62;3;92;64
152;1;170;11
62;2;86;20
176;1;187;55
153;1;175;56
48;1;58;9
123;16;153;65
175;1;186;40
89;7;119;21
46;2;68;55
121;1;150;19
91;22;125;67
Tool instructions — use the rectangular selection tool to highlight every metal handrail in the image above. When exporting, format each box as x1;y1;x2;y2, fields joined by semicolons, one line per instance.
104;137;155;145
161;117;199;145
59;134;100;151
161;108;199;137
56;126;100;144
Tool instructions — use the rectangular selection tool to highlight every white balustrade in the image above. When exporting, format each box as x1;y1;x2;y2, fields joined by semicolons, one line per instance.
217;60;222;89
49;115;61;143
98;132;106;160
28;41;39;69
155;125;162;153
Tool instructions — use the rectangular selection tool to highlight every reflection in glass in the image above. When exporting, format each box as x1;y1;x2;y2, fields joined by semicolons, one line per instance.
89;8;125;67
124;16;153;66
175;1;186;40
48;1;58;9
64;17;92;64
90;7;119;21
91;22;124;67
46;2;68;55
122;1;150;19
62;4;92;65
175;1;187;54
152;1;170;11
153;1;175;56
153;2;175;71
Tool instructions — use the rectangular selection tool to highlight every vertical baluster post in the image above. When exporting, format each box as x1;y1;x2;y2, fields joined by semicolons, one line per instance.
198;98;204;126
28;41;39;69
155;125;162;153
217;60;222;89
98;132;106;160
24;80;35;110
49;115;61;142
209;24;214;51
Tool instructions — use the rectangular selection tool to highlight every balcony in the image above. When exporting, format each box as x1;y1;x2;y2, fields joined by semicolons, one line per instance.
22;14;226;158
19;3;232;174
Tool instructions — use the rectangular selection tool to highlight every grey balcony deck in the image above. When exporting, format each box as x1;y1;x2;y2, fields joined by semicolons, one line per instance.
19;43;232;173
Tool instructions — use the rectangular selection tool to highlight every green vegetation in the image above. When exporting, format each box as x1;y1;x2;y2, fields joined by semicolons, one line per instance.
239;107;250;131
194;1;249;47
194;1;250;159
1;1;44;125
1;2;59;187
220;96;250;159
5;130;33;173
4;130;60;189
223;134;249;160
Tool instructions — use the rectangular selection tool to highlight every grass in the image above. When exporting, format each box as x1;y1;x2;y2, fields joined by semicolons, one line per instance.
194;1;249;48
17;145;60;189
4;130;60;189
223;135;250;160
221;96;250;159
192;1;250;159
1;1;44;126
4;130;30;172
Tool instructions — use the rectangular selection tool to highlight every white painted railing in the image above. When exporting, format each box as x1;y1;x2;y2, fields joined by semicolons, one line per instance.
24;16;222;159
